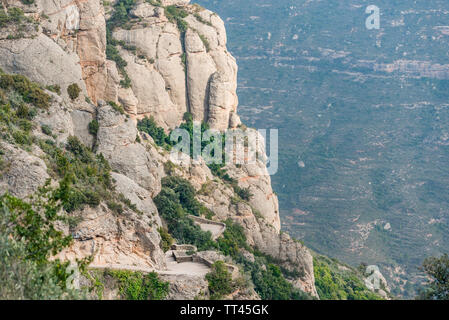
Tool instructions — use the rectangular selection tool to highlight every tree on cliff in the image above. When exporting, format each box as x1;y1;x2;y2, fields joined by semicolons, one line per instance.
418;254;449;300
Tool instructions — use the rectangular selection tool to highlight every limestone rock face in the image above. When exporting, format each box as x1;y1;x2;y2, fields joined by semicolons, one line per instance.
174;154;318;297
0;143;49;198
0;34;87;102
0;0;319;299
160;0;191;6
109;2;238;130
159;274;208;300
76;0;107;104
56;202;166;270
95;105;165;196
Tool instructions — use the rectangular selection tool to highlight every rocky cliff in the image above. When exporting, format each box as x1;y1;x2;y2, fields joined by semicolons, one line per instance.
0;0;317;299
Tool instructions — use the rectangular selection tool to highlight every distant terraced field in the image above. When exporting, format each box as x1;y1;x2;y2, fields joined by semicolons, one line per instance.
195;0;449;298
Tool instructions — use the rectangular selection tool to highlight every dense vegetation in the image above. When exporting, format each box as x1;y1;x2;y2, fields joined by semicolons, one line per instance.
137;116;173;149
0;191;80;299
313;255;383;300
206;261;236;299
105;0;137;88
418;254;449;300
154;176;216;251
108;270;169;300
67;83;81;101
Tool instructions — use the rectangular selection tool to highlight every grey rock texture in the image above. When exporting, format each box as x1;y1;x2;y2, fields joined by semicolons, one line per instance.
0;0;318;298
0;142;49;198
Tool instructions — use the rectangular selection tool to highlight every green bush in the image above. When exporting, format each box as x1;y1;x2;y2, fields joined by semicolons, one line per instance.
157;227;174;252
41;124;52;136
217;219;249;258
108;101;125;114
88;119;99;136
45;84;61;95
0;73;50;109
206;261;234;299
39;136;113;213
109;270;169;300
313;256;382;300
154;177;216;251
0;188;72;264
419;254;449;300
137;116;172;148
164;5;189;33
67;83;81;100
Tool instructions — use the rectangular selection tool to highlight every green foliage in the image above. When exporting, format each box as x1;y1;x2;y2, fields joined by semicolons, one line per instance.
217;219;249;258
108;101;125;115
41;124;52;136
105;0;136;88
45;84;61;95
67;83;81;101
157;227;174;252
194;13;212;26
88;119;99;136
233;185;253;201
106;201;124;214
146;0;161;6
0;7;29;28
137;116;173;149
39;136;113;213
313;256;383;300
206;261;234;299
108;0;136;30
154;177;216;251
0;189;81;299
164;5;189;33
109;270;169;300
0;234;78;299
419;254;449;300
252;263;310;300
0;72;50;109
0;189;72;263
198;33;210;52
105;43;131;88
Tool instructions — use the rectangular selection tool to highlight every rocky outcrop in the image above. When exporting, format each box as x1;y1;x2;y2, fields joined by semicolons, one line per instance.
56;201;166;270
95;104;166;196
159;274;209;300
0;0;318;299
0;142;49;198
108;1;238;130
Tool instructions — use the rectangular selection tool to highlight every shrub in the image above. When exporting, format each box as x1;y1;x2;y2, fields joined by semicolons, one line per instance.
165;5;189;33
137;116;173;148
234;185;253;201
154;178;216;251
313;256;382;300
108;101;125;114
217;219;249;258
40;136;113;213
41;124;52;136
198;33;210;52
419;254;449;300
67;83;81;100
206;261;234;299
45;84;61;95
109;270;169;300
0;73;50;109
88;119;99;136
157;227;174;252
106;201;124;214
